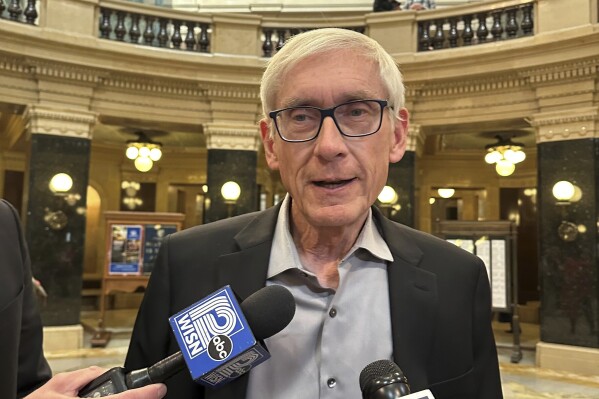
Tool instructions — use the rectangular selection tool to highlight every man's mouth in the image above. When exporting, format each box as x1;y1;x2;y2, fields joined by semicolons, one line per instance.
313;178;356;189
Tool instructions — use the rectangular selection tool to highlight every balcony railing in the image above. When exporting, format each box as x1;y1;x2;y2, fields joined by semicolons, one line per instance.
261;26;366;57
416;0;534;51
99;1;211;52
0;0;38;25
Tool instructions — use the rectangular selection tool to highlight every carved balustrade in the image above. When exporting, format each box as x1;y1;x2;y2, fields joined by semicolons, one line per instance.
0;0;38;25
416;0;534;51
99;0;211;52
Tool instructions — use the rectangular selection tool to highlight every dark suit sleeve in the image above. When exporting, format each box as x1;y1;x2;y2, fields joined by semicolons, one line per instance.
0;200;52;398
472;258;503;397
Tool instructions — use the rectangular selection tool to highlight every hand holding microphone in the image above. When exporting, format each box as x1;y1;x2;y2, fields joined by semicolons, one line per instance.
360;360;435;399
79;285;295;397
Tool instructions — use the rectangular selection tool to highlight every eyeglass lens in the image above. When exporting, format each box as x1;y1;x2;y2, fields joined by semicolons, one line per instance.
275;100;384;141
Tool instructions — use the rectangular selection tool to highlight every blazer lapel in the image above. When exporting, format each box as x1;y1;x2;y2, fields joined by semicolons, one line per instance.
374;208;438;389
206;204;281;399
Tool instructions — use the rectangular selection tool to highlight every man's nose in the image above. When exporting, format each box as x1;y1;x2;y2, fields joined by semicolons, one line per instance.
313;116;347;159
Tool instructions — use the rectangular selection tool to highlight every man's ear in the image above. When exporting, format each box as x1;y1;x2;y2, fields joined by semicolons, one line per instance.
389;108;409;164
260;119;280;170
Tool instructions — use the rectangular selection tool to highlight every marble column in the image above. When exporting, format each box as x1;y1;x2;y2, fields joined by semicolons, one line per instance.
203;122;261;222
23;106;96;328
385;124;424;228
531;107;598;350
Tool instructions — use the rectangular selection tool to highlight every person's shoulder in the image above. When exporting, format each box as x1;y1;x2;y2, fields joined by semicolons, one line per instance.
173;209;264;239
0;199;19;227
386;220;483;268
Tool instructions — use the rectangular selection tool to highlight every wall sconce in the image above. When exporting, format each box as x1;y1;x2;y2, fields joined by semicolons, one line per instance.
49;173;73;194
221;181;241;217
437;188;455;198
484;135;526;177
125;132;162;173
45;172;78;230
377;185;401;217
552;180;583;242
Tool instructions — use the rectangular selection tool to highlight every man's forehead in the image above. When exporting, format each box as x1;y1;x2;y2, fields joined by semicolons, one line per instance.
275;53;384;108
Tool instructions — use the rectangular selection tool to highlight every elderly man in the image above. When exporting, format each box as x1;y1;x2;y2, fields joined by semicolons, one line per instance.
125;28;502;398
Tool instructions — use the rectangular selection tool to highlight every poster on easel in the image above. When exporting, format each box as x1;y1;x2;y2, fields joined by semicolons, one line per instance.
108;224;144;275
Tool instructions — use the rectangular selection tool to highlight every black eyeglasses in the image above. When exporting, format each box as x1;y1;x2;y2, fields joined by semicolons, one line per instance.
269;99;390;143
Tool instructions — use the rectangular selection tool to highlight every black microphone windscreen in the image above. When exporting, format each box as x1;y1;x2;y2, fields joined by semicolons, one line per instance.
359;359;402;391
240;285;296;340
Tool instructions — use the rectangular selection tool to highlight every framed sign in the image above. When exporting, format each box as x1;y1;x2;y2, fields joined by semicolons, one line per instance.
109;224;144;275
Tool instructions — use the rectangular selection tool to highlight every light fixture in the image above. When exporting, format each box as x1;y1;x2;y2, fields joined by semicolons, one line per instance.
221;181;241;218
552;180;582;204
377;185;401;217
484;135;526;177
49;173;73;193
552;180;583;241
126;131;162;172
123;196;143;210
437;188;455;198
121;180;141;197
378;185;398;205
46;173;76;230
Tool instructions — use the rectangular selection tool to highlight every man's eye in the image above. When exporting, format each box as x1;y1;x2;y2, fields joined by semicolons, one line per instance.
292;114;308;122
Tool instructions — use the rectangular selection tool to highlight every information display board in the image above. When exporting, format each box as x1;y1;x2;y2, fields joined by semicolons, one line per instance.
437;220;522;363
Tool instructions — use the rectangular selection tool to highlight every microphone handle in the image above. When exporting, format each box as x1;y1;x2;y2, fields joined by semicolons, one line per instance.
127;351;185;388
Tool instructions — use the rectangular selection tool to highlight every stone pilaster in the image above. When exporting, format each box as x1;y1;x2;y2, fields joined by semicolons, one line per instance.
23;106;96;328
203;122;260;222
530;108;599;350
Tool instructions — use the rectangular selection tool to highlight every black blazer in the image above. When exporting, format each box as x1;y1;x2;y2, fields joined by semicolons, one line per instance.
0;200;52;398
125;205;502;398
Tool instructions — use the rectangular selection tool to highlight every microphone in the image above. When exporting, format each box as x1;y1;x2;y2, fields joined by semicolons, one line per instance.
359;360;435;399
79;284;295;397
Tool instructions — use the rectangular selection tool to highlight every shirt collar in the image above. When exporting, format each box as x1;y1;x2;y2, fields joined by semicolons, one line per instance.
267;194;394;279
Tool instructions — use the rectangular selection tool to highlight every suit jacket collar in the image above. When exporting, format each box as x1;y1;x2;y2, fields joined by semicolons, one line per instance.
208;205;437;397
372;207;437;388
208;204;282;399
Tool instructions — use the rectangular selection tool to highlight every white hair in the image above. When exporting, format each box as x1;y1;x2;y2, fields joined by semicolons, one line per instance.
260;28;405;132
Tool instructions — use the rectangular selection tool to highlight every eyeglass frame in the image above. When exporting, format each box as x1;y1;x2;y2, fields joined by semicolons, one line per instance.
268;99;391;143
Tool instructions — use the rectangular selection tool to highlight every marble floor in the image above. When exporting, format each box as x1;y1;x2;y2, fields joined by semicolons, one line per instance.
45;311;599;398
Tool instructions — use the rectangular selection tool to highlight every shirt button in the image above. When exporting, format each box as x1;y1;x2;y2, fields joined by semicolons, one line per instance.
329;307;337;318
327;378;336;388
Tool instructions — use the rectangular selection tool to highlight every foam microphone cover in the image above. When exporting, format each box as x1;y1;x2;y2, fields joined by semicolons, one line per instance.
359;359;411;398
240;284;296;340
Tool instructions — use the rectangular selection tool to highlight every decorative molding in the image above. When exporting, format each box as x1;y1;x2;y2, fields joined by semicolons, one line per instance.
202;83;260;101
406;123;425;155
28;60;105;85
529;107;598;143
24;106;98;139
520;57;599;86
203;122;261;151
413;74;529;98
104;75;205;97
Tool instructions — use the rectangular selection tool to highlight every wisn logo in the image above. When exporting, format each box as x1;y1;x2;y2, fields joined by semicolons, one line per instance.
173;287;244;362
